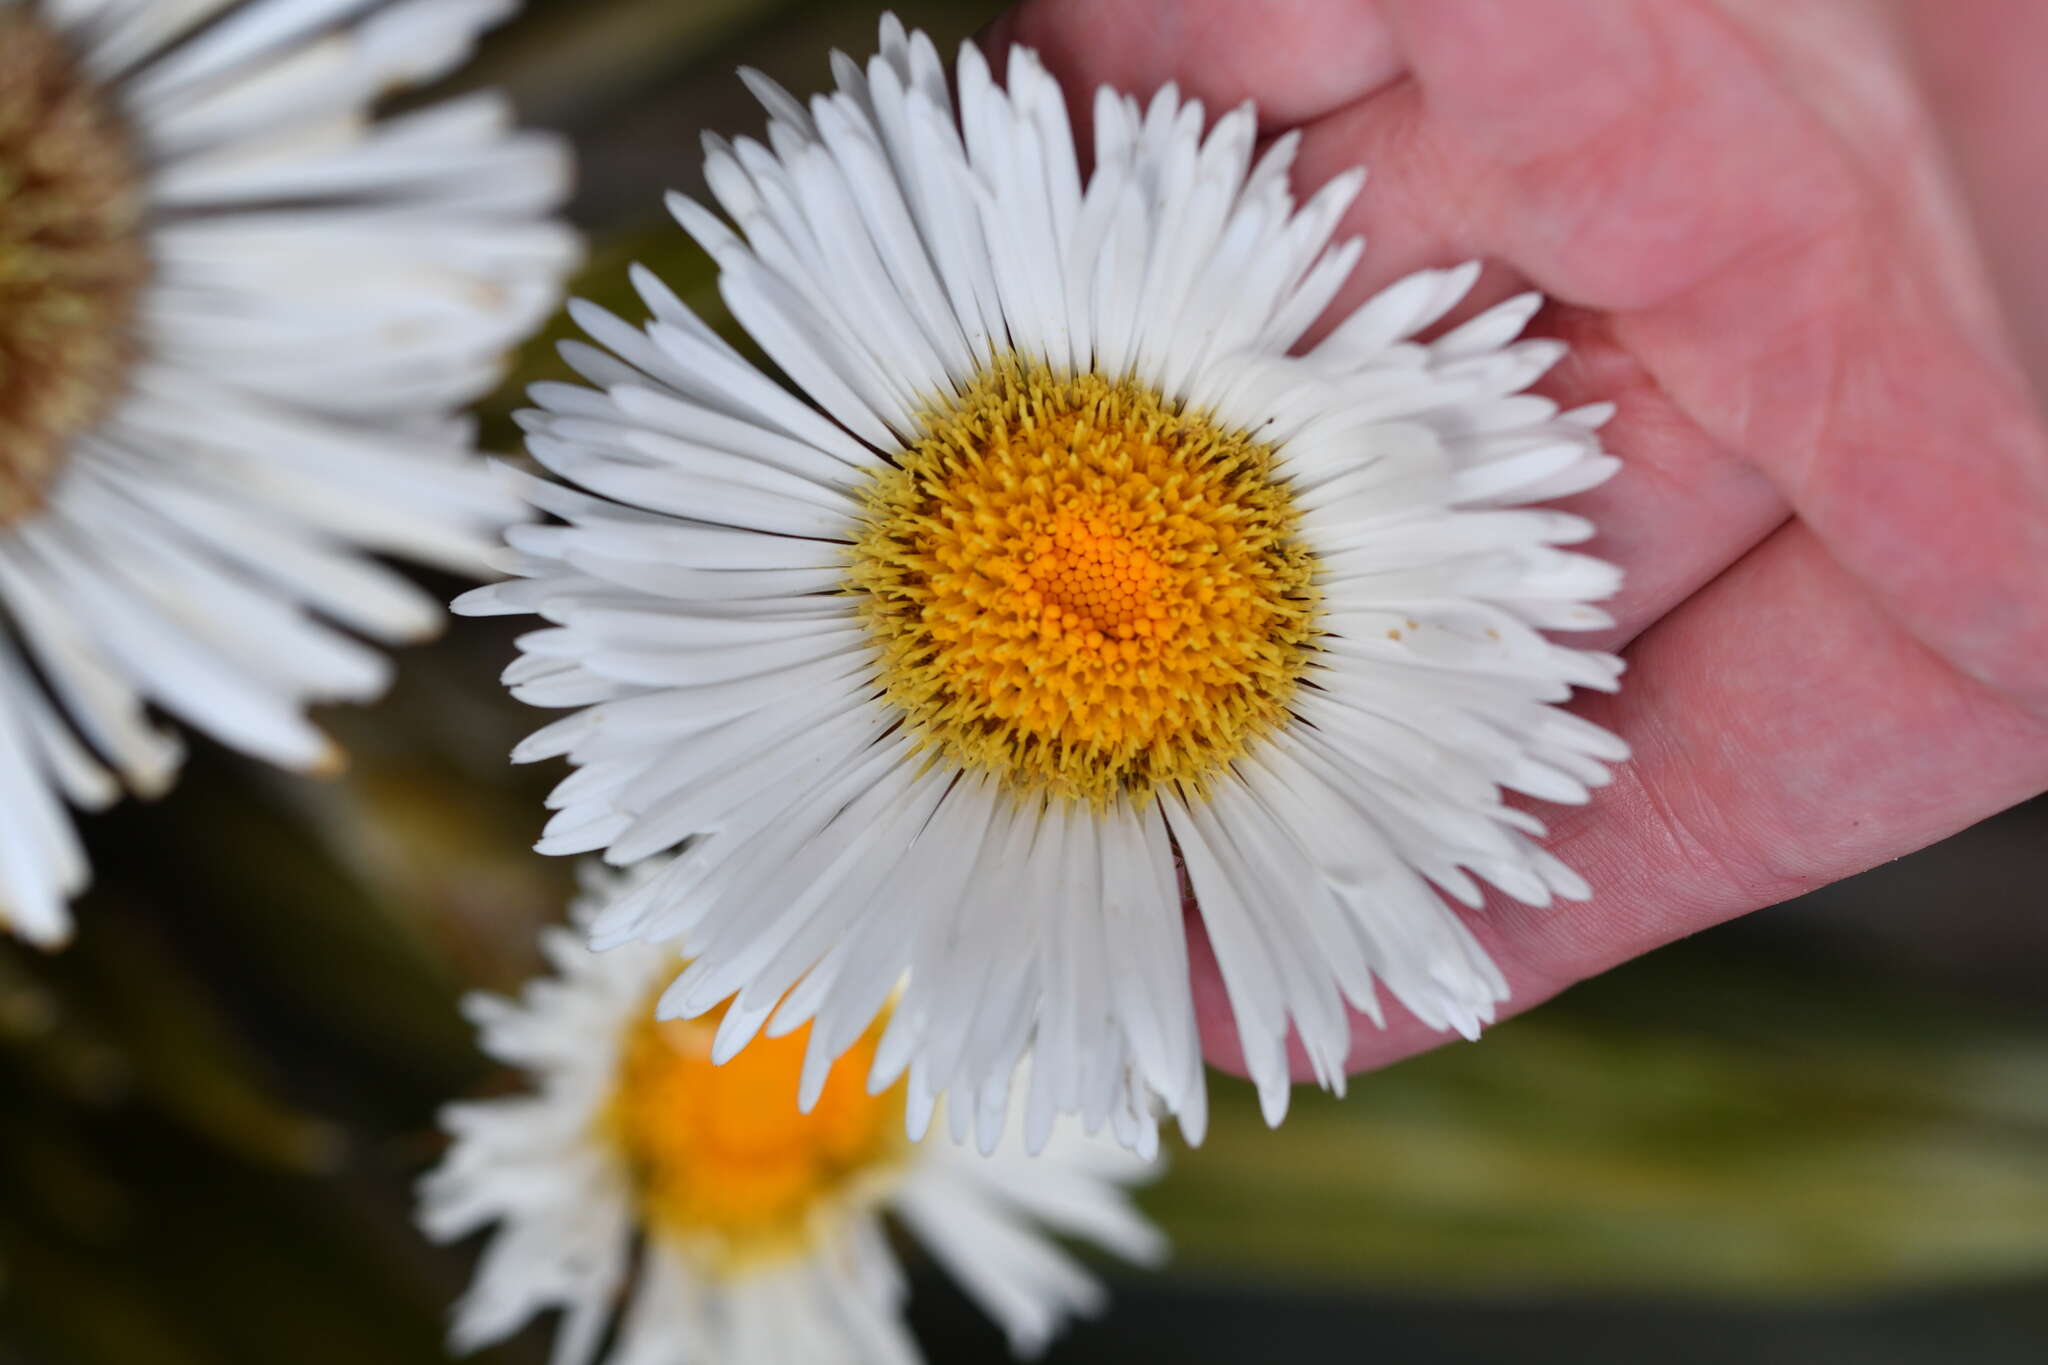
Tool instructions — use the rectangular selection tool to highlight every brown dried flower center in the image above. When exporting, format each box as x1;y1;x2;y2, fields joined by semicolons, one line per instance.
0;10;149;525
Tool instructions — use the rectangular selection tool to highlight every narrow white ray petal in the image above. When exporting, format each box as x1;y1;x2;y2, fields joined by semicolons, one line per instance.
1159;792;1293;1124
1313;261;1483;364
0;680;87;945
0;635;116;812
0;542;184;794
895;1166;1106;1357
17;519;333;769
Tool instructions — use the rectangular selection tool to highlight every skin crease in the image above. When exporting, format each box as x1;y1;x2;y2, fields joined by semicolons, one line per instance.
986;0;2048;1082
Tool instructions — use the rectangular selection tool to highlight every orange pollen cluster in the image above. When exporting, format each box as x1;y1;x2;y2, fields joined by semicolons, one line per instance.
602;994;908;1269
847;359;1320;805
1017;505;1171;642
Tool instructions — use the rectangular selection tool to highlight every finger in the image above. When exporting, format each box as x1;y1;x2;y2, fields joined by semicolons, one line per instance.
1903;0;2048;399
996;0;1403;133
1372;0;2048;717
1192;516;2048;1079
1277;73;1791;657
1533;306;1785;656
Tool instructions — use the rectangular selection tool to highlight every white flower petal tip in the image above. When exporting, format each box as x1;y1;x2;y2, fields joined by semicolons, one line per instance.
0;0;578;948
477;15;1626;1153
420;862;1164;1365
2;897;77;952
300;739;349;781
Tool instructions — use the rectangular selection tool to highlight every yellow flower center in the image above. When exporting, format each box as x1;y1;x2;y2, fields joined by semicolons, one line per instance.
849;361;1319;804
603;996;909;1268
0;10;149;525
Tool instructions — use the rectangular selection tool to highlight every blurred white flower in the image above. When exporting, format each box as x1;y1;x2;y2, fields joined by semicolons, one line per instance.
463;14;1625;1154
0;0;577;944
420;864;1165;1365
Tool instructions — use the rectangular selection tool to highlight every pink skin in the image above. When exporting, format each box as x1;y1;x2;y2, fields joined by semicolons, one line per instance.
1899;0;2048;396
987;0;2048;1081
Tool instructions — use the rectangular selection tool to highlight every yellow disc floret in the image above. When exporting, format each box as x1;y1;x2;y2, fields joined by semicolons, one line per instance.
848;360;1319;805
603;997;909;1269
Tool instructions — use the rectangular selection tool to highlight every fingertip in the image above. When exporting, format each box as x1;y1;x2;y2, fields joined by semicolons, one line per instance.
1381;0;1663;150
1000;0;1405;133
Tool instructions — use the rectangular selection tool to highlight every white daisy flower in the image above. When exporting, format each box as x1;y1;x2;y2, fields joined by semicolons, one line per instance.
0;0;576;945
461;15;1626;1154
419;864;1165;1365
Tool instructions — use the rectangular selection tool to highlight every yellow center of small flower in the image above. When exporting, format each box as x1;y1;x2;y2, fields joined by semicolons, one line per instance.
0;11;149;525
849;361;1319;804
603;997;909;1268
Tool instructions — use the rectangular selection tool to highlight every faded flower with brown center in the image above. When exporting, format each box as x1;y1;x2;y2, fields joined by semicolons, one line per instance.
0;0;577;945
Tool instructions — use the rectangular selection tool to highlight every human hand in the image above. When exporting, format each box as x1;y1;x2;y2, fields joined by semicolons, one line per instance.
991;0;2048;1079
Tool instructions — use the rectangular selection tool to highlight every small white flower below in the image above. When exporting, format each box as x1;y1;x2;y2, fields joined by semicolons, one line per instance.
419;865;1166;1365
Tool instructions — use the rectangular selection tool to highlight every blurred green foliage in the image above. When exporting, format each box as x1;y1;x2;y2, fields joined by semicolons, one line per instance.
1175;959;2048;1294
10;725;2048;1364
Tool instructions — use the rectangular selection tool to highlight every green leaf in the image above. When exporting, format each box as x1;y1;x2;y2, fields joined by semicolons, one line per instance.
1150;949;2048;1294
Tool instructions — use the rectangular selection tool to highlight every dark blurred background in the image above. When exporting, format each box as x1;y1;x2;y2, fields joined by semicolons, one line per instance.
5;2;2045;1361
